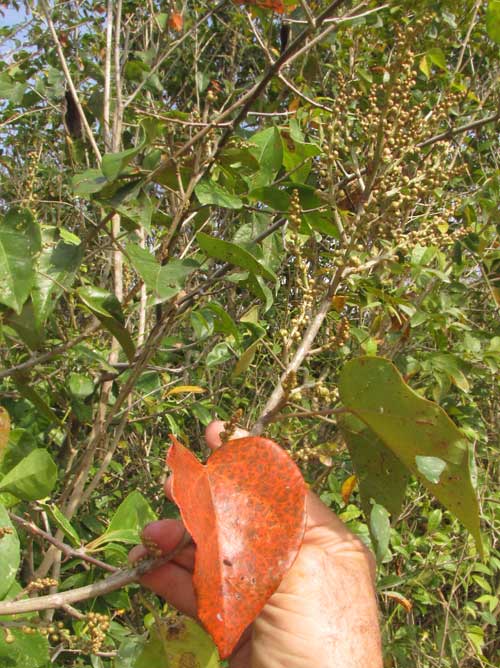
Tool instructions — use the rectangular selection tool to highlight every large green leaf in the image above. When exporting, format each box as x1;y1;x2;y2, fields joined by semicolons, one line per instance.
281;132;321;183
77;286;136;362
135;616;220;668
339;356;483;555
0;628;49;668
5;302;46;349
197;233;276;282
102;119;161;182
71;168;108;195
0;209;41;314
0;449;57;501
340;414;409;520
31;228;83;328
486;0;500;43
0;73;25;104
68;373;95;400
195;179;243;210
0;504;20;600
126;242;198;301
12;374;62;426
248;126;283;187
0;429;37;475
248;186;290;211
86;490;156;551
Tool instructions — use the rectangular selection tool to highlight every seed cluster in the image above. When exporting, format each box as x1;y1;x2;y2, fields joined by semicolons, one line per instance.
220;408;244;442
21;146;44;210
39;621;69;646
26;577;58;593
86;611;110;653
0;527;13;538
315;20;467;259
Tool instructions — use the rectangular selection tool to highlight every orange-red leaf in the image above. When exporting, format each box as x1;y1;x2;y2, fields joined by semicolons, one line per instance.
167;435;307;658
232;0;288;14
169;11;183;32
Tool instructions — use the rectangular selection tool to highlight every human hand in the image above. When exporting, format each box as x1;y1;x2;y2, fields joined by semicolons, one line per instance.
129;421;383;668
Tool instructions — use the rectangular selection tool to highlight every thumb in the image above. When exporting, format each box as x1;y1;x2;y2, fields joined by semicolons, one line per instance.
205;419;249;450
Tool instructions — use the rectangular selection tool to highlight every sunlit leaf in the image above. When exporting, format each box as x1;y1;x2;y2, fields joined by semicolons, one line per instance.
0;449;57;501
0;504;20;600
0;209;41;314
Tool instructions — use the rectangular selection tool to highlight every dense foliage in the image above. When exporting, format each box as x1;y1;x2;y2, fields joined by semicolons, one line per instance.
0;0;499;666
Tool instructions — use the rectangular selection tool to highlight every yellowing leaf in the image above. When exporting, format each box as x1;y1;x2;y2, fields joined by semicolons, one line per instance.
331;295;347;312
341;474;357;504
166;385;206;397
384;591;412;613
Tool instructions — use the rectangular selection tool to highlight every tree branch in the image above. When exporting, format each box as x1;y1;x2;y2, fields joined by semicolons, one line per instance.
0;532;191;616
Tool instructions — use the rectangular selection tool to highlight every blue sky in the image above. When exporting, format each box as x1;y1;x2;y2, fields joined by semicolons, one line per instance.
0;5;28;30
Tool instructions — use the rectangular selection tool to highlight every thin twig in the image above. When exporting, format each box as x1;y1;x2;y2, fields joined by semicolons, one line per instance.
0;532;191;616
9;513;118;573
0;324;99;381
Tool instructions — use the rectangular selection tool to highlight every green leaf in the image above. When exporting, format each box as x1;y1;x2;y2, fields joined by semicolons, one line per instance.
126;243;198;301
39;503;80;548
370;503;391;562
102;146;142;182
135;616;220;668
58;228;81;245
248;186;290;211
0;429;37;475
0;449;57;501
68;373;95;400
31;228;83;327
0;504;20;600
0;73;25;104
340;414;409;520
232;339;262;377
249;126;283;187
339;356;483;555
206;341;232;367
117;191;154;232
204;302;240;340
77;287;136;362
426;47;447;70
427;508;442;533
12;375;62;426
86;490;156;551
0;628;49;668
197;233;276;282
429;353;470;392
486;0;500;43
71;168;108;195
195;180;243;210
0;208;41;314
281;132;321;183
4;301;46;349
